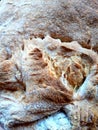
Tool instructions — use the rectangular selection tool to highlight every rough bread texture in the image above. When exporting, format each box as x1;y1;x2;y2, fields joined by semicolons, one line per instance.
0;0;98;130
0;36;98;130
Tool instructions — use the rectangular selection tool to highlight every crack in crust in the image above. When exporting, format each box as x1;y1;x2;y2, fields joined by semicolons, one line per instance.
0;36;98;128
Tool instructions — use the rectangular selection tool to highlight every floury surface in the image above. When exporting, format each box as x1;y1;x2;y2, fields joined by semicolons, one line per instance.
0;0;98;130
